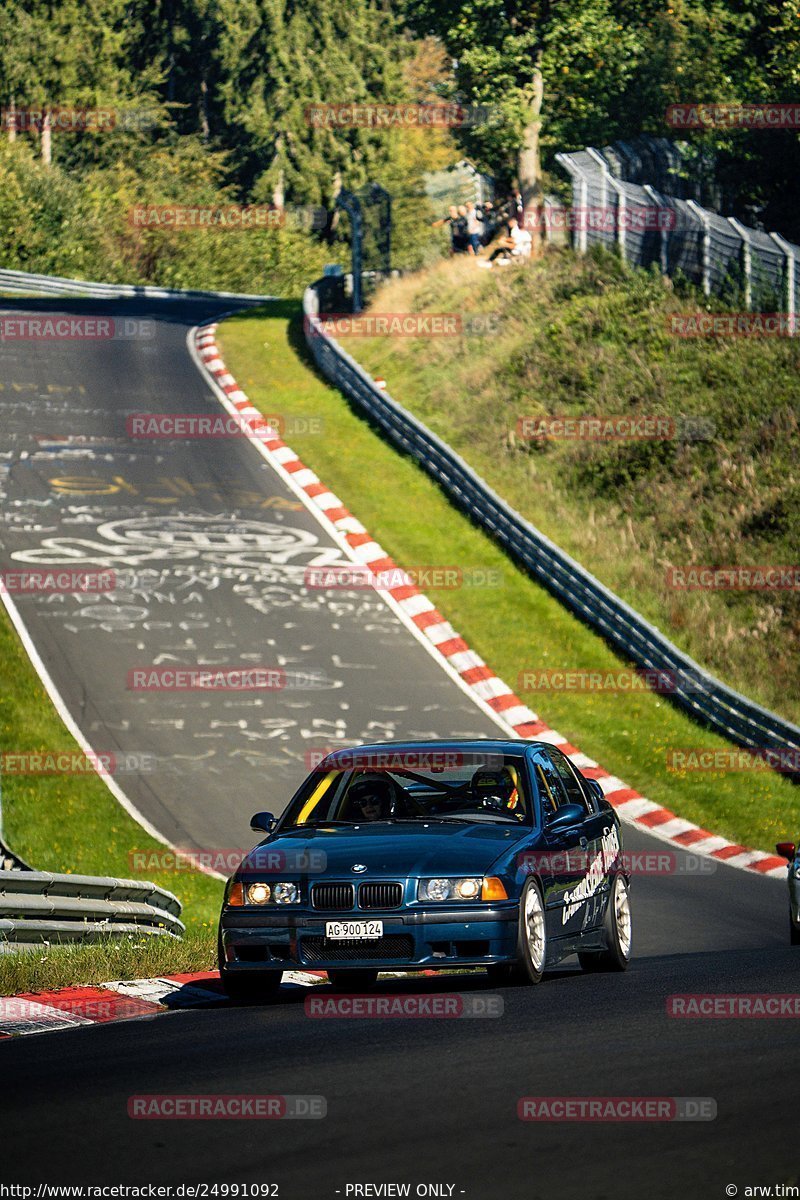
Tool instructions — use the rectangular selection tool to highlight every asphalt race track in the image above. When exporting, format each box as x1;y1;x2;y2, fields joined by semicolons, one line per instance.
0;297;495;853
0;298;797;1199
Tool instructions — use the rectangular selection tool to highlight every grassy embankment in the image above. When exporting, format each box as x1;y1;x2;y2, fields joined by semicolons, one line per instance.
353;250;800;726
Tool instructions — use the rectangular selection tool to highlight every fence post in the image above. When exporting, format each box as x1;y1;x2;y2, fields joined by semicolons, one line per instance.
769;232;797;335
644;184;669;275
586;147;626;260
728;218;752;310
686;200;712;296
555;153;589;253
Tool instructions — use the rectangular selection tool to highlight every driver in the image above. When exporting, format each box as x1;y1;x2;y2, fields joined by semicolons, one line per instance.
470;766;522;817
346;774;396;822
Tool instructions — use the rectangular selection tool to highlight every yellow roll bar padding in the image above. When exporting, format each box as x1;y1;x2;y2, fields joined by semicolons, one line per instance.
296;771;339;825
535;763;556;813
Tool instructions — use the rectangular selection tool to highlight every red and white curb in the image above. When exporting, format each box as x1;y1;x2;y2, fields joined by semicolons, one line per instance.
0;970;327;1039
192;321;787;881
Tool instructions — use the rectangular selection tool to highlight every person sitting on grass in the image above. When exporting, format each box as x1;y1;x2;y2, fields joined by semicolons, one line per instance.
478;217;532;268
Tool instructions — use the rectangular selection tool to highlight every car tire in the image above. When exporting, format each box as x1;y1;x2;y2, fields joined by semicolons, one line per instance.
578;874;632;973
326;969;379;991
791;915;800;946
220;969;283;1004
511;878;547;985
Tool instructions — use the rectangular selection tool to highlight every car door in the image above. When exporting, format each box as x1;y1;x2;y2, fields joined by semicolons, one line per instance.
531;749;595;940
548;748;619;932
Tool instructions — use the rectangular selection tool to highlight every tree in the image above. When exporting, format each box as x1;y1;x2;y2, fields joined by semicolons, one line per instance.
401;0;647;215
0;0;159;164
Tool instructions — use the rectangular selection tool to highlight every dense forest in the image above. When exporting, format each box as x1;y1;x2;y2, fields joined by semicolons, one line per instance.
0;0;797;291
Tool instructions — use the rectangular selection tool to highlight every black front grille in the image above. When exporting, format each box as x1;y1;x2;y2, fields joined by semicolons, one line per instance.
358;882;403;909
301;935;415;963
311;882;355;911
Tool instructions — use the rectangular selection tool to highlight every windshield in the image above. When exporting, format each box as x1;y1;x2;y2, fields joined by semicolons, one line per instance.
281;752;532;828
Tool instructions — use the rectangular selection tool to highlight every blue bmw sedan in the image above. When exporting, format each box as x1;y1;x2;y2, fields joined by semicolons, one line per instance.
217;739;632;999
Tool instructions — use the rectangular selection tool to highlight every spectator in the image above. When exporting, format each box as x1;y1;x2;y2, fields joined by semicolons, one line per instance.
431;204;460;255
465;201;483;255
432;204;469;255
453;205;470;253
479;200;497;246
478;217;532;268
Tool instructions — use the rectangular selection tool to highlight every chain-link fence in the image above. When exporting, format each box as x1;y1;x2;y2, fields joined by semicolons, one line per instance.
555;144;799;327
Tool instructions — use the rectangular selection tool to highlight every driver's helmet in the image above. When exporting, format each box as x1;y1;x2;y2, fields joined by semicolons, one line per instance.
471;765;520;812
346;774;395;821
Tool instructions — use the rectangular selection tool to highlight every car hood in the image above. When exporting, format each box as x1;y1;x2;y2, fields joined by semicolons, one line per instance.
239;821;530;878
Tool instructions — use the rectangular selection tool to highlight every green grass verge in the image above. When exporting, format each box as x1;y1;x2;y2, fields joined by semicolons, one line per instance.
0;600;223;993
217;299;799;856
349;250;800;727
0;927;217;997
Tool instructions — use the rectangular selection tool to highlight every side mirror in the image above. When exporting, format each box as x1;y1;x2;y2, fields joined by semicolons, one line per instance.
546;803;586;834
776;841;796;862
250;811;276;834
584;778;604;805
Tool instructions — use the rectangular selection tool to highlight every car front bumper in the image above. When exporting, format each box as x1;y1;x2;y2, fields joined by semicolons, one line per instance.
219;904;520;972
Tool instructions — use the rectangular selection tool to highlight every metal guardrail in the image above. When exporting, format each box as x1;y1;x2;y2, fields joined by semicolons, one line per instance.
0;266;273;302
0;869;184;944
303;278;800;774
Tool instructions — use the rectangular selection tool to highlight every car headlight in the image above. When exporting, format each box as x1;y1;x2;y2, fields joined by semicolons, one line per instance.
227;881;301;906
247;882;271;905
418;877;482;902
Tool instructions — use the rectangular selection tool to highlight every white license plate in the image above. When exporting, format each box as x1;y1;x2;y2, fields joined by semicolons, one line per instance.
325;920;383;941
